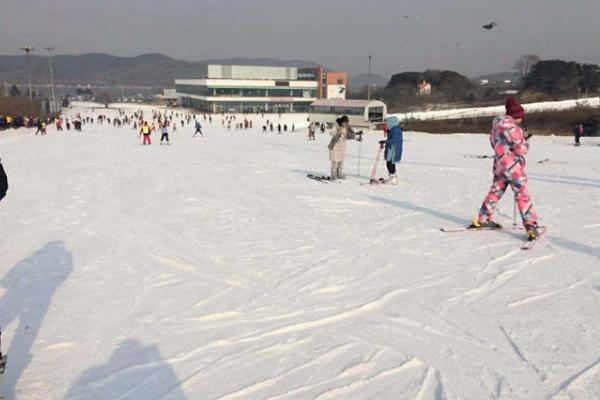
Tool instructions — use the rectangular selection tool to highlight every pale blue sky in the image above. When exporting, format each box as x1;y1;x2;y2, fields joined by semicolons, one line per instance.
2;0;599;77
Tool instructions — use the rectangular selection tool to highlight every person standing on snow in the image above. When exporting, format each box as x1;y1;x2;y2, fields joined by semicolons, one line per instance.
193;121;204;137
159;123;170;145
574;123;584;146
35;119;44;135
471;97;540;240
308;122;316;140
328;115;359;180
382;116;403;185
0;157;8;203
140;121;152;145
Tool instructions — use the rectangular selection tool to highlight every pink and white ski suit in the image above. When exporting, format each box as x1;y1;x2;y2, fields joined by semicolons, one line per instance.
477;115;538;227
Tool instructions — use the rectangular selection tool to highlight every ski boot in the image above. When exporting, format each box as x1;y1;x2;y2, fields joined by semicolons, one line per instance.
468;219;503;230
525;224;540;241
383;174;398;185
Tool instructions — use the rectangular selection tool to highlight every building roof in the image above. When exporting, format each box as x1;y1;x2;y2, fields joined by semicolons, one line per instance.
311;99;385;108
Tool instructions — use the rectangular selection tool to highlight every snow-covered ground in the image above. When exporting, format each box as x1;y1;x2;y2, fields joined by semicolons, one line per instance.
1;103;599;399
393;96;600;121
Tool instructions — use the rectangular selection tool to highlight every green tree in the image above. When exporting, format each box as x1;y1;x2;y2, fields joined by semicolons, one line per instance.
525;60;581;94
9;85;21;97
579;64;600;94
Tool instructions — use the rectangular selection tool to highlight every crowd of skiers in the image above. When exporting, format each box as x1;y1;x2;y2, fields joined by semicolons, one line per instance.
0;115;53;131
1;95;544;240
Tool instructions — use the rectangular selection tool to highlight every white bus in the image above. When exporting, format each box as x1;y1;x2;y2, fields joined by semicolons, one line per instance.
309;99;387;129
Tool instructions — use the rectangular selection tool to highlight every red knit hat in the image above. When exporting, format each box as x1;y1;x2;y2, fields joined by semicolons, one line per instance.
505;97;525;119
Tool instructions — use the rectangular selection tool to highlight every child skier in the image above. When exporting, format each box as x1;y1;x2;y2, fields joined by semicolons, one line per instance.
160;123;170;145
471;97;540;240
194;121;204;137
382;116;403;185
140;121;152;145
308;122;316;140
328;115;359;180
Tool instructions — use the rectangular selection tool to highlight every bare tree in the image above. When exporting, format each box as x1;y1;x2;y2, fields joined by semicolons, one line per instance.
514;54;541;79
96;92;113;108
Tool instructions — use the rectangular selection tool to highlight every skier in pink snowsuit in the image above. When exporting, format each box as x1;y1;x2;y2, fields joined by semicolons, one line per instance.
471;97;540;240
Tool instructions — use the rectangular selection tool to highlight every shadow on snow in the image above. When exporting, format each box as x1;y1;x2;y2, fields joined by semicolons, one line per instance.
65;339;188;400
0;241;73;399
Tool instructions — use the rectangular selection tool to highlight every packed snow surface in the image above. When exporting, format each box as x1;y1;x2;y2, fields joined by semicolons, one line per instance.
1;103;599;399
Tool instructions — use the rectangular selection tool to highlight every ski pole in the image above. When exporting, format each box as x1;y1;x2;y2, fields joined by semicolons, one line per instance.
370;141;385;183
513;198;518;227
357;137;362;177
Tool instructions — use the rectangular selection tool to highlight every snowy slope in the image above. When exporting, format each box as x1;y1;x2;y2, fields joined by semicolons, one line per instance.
393;97;600;121
0;104;599;399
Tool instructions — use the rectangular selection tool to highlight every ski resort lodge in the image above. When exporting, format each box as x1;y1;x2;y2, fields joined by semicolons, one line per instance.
175;64;348;113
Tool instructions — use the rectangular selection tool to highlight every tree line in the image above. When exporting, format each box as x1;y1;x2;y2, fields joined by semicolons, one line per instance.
355;55;600;111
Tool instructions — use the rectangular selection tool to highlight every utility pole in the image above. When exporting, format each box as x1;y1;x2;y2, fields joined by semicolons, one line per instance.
367;54;372;101
20;46;35;100
45;47;56;111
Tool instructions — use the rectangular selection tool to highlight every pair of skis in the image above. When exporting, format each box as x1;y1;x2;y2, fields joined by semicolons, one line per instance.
306;174;340;184
440;225;546;250
307;174;388;186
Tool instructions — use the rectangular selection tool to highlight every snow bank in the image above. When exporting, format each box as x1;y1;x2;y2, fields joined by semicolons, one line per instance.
392;97;600;121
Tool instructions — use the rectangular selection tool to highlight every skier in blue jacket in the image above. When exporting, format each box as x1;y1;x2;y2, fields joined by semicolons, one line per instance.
383;116;403;185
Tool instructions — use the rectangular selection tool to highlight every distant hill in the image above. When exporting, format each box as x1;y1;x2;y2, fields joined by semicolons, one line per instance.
349;73;389;88
0;53;323;87
477;72;520;82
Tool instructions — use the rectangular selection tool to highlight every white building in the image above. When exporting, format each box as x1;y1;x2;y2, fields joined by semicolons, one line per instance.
309;99;387;129
176;65;319;113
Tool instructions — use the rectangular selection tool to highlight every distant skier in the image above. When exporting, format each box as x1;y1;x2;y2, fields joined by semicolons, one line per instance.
35;119;46;135
308;122;316;140
382;116;403;185
575;123;584;146
328;115;359;180
0;157;8;203
471;97;540;240
193;121;204;137
159;123;170;145
140;121;152;145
